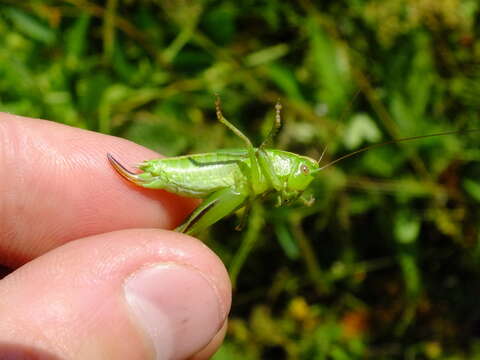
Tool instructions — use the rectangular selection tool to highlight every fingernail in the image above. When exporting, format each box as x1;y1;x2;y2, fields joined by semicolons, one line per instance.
124;263;226;360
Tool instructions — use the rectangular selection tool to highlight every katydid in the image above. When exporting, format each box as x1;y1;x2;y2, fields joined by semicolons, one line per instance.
108;97;476;235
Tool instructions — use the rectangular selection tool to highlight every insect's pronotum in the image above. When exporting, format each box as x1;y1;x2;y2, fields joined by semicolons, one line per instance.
108;97;476;235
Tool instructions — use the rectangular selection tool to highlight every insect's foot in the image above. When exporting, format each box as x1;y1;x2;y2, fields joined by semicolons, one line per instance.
301;195;315;207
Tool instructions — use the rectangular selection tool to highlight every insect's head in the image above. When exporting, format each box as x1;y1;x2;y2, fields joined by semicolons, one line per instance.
286;156;319;193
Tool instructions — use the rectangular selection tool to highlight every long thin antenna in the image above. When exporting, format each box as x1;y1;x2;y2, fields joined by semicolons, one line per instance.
315;129;480;172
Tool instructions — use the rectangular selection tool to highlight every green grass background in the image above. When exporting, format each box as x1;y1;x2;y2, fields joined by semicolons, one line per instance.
1;0;480;358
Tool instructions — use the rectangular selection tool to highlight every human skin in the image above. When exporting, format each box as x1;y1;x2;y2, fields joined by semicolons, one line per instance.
0;113;232;360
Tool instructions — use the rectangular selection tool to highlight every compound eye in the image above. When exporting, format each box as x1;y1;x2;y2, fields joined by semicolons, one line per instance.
300;164;309;175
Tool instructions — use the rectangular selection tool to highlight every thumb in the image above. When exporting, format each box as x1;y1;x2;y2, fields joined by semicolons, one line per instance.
0;229;231;360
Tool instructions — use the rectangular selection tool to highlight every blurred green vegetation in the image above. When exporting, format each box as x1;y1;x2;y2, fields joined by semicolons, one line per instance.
1;0;480;358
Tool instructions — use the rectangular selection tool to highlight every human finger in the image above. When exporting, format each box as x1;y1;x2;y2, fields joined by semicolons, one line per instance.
0;114;197;266
0;229;231;359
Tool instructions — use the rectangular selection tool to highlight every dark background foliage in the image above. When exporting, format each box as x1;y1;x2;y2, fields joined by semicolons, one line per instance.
1;0;480;358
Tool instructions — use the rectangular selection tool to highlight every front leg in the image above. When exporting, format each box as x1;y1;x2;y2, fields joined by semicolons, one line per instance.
257;149;283;192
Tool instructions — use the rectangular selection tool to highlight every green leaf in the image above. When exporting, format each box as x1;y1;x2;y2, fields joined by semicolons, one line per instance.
463;178;480;203
245;44;289;67
275;221;299;259
342;113;382;150
266;63;303;100
394;210;422;301
308;18;352;114
394;210;420;244
3;7;55;45
65;14;91;69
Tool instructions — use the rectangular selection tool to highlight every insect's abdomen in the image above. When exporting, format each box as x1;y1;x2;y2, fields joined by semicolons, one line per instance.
138;152;249;198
